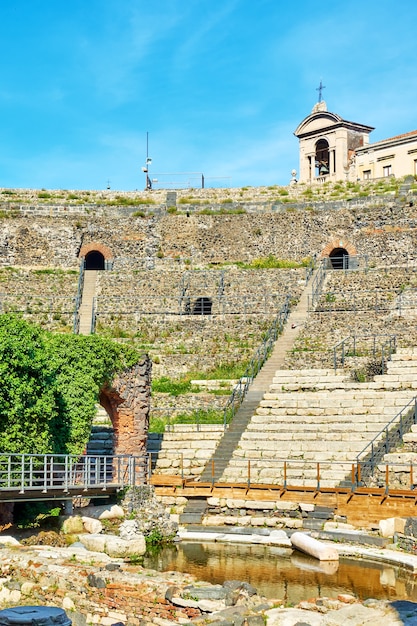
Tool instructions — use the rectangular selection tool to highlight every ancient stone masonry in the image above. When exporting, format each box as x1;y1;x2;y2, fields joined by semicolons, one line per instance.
100;356;151;458
1;198;417;270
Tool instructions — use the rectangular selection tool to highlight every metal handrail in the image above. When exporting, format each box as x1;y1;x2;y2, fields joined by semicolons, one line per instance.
91;296;97;333
73;257;85;333
304;254;317;283
222;294;291;429
310;259;327;308
355;397;417;479
332;334;397;372
0;453;147;495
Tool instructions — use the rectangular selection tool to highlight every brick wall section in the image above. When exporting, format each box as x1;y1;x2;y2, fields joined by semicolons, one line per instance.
100;356;151;457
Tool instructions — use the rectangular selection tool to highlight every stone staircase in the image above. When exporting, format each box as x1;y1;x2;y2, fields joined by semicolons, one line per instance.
179;271;315;523
197;270;317;480
86;405;114;456
78;270;98;335
221;352;417;487
199;391;264;482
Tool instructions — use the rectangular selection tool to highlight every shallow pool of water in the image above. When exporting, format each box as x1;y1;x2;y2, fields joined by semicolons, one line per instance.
143;541;417;605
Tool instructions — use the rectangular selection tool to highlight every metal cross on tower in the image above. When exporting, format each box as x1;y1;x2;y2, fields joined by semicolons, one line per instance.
316;79;326;102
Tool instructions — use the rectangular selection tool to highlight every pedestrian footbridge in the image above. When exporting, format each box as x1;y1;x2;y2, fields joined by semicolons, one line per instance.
0;454;146;502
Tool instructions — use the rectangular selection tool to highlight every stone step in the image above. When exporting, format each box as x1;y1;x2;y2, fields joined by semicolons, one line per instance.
254;410;405;421
179;498;208;525
402;432;417;443
386;363;417;371
262;392;414;405
89;431;113;440
87;439;113;449
244;423;385;434
391;350;417;359
272;368;346;377
303;519;328;531
272;374;349;385
237;441;377;454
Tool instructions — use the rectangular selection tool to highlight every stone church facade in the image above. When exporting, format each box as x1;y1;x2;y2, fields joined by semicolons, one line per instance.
294;101;417;184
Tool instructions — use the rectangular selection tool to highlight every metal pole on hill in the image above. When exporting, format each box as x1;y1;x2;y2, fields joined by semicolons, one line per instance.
142;131;152;190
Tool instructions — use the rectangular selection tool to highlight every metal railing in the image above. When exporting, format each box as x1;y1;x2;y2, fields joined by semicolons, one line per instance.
309;259;327;308
90;296;97;333
304;255;317;283
355;396;417;481
322;254;368;271
222;295;291;429
0;454;147;497
94;293;291;318
149;454;417;493
332;334;397;372
73;257;85;333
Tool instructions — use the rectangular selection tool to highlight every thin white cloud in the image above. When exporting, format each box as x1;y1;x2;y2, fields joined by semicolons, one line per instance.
170;0;240;76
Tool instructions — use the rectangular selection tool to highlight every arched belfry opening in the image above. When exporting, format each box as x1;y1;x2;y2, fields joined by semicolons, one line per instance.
85;250;105;270
329;247;349;270
315;139;330;177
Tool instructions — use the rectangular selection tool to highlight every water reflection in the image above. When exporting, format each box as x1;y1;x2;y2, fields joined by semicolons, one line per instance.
143;541;417;605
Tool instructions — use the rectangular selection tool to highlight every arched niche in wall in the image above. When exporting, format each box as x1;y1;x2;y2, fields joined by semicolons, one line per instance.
192;296;213;315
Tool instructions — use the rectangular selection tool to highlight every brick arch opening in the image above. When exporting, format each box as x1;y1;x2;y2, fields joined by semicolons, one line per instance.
321;239;357;269
79;243;113;270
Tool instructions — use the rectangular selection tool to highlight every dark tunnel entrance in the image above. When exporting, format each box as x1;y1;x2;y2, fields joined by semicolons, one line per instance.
329;247;349;270
85;251;105;270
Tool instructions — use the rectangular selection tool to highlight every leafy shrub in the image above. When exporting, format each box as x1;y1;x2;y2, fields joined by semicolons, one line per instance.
0;314;142;455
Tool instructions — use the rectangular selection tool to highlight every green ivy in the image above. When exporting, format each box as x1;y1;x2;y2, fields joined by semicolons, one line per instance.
0;314;143;456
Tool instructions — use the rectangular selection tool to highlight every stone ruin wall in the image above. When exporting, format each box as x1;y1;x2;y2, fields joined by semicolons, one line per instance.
100;356;152;459
1;200;417;269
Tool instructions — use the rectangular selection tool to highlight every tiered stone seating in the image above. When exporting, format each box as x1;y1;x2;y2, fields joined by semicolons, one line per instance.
94;267;303;377
220;353;417;488
96;267;303;317
0;267;78;330
148;425;224;478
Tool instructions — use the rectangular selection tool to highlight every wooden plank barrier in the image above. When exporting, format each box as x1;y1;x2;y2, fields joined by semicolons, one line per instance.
151;473;417;528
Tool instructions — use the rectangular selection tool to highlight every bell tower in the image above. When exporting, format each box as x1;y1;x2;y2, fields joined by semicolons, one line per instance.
294;95;374;184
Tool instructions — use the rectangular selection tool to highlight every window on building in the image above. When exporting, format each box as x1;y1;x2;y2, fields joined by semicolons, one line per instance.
363;170;371;180
383;165;392;177
414;160;417;176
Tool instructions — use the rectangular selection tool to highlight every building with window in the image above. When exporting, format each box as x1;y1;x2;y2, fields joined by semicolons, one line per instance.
355;130;417;181
294;100;417;184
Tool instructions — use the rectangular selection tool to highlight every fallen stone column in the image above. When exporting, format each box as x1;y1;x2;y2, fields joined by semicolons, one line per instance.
291;531;339;561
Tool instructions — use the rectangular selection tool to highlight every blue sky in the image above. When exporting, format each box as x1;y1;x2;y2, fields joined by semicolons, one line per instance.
0;0;416;191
